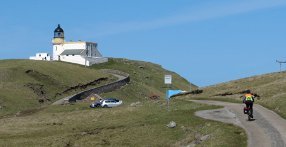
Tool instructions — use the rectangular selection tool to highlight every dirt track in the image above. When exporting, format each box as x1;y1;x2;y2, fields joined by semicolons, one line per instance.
192;100;286;147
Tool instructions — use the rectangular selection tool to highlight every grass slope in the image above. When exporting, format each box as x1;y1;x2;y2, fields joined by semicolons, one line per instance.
189;71;286;118
0;60;115;117
0;58;247;146
0;100;246;146
91;58;197;102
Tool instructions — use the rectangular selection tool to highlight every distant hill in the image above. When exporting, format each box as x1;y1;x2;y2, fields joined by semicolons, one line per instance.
91;58;197;102
0;60;115;117
0;59;195;117
191;71;286;118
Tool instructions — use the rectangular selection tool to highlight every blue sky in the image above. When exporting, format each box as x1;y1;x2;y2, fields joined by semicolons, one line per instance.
1;0;286;87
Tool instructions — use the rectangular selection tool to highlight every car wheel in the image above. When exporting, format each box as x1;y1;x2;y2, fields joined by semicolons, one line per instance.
103;105;108;108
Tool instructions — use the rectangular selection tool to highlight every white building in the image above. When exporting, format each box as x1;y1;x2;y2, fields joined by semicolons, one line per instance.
30;24;108;66
29;53;51;61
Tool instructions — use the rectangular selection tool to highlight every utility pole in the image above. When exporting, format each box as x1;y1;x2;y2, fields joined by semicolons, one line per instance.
276;60;286;72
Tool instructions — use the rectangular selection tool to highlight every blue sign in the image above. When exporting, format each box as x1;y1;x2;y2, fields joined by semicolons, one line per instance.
166;90;182;99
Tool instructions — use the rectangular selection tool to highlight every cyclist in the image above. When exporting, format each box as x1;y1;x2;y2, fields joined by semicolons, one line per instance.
243;90;255;118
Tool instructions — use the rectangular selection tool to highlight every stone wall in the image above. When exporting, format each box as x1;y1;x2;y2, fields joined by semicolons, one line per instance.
68;69;130;102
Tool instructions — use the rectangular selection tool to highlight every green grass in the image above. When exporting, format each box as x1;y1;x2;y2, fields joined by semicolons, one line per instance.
183;96;242;103
189;71;286;118
91;58;196;102
0;99;246;147
0;58;248;146
0;58;193;116
0;60;115;117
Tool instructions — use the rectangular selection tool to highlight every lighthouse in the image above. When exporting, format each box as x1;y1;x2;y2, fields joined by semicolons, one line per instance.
50;24;108;65
30;24;108;66
52;24;64;60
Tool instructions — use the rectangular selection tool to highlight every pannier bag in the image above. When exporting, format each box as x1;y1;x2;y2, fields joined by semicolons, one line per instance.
244;107;249;114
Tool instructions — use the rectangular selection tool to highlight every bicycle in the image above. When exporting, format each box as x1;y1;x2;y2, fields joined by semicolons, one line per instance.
244;106;253;121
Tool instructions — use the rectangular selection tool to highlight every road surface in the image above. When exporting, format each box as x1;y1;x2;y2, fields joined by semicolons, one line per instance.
52;72;127;105
192;100;286;147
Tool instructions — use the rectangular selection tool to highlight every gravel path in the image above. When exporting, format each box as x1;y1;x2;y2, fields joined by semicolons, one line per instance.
192;100;286;147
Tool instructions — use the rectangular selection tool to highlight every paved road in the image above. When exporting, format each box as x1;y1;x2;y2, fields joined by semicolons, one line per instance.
192;100;286;147
52;72;127;105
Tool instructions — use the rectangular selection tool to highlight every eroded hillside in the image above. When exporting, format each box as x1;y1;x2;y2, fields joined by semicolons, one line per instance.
0;60;115;116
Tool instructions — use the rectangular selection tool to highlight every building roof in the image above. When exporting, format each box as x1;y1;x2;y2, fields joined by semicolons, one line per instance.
54;24;64;33
60;49;85;55
64;41;97;44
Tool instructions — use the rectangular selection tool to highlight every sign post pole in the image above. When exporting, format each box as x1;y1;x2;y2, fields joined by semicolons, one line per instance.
164;75;172;111
167;97;170;111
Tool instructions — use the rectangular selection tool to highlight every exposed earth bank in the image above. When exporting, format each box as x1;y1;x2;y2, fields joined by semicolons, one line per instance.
192;100;286;147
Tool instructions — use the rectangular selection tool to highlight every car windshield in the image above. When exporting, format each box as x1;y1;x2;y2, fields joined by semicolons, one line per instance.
105;98;119;102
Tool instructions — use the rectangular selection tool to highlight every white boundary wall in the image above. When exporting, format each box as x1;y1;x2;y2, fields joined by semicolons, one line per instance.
60;55;108;66
29;53;51;61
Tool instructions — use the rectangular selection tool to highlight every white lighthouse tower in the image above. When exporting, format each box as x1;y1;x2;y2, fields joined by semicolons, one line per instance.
52;24;64;60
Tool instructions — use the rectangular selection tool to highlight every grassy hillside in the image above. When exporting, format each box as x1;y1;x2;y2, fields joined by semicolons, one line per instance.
0;60;115;117
188;71;286;118
0;100;246;146
0;58;247;146
91;58;197;102
0;58;195;116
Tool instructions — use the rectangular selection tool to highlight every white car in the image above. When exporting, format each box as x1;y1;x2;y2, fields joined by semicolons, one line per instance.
101;98;122;108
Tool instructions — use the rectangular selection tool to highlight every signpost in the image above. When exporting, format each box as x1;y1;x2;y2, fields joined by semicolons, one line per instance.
164;75;172;111
164;75;172;85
